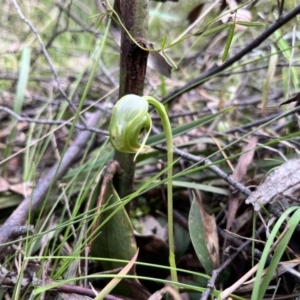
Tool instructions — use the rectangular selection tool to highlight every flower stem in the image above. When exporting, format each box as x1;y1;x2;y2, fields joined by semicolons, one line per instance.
144;96;178;286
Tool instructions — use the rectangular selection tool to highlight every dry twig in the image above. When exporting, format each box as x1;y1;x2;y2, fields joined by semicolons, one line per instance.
0;105;108;135
0;111;102;253
11;0;87;126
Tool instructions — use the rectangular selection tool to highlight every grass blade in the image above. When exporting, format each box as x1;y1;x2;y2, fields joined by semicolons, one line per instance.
222;23;235;62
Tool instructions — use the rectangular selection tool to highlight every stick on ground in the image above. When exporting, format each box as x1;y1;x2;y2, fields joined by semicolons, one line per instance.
0;111;102;254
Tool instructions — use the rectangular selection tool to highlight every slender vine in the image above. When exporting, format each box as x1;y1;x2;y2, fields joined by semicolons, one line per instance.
105;0;250;53
109;94;178;285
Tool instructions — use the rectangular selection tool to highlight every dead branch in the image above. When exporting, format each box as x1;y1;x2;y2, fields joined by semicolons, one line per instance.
162;4;300;104
0;105;108;135
0;111;102;254
11;0;87;126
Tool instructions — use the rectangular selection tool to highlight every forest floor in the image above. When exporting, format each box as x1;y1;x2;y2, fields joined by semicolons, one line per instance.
0;1;300;300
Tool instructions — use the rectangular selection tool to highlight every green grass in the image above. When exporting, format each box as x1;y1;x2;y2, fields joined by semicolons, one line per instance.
0;1;300;299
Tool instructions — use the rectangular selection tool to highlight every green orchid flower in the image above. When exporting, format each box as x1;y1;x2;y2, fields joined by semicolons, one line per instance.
109;94;178;285
109;94;152;159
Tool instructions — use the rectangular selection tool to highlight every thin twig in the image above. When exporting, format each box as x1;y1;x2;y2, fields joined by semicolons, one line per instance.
54;283;123;300
0;111;102;253
0;105;109;135
226;113;282;133
0;87;117;167
153;144;252;196
225;105;300;134
162;4;300;104
0;74;58;82
0;271;123;300
218;228;264;262
11;0;87;126
43;3;66;51
201;225;264;300
56;2;100;36
217;63;300;77
204;158;251;196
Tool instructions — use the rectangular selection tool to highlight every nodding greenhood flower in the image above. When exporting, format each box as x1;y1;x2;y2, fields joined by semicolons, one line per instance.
109;93;178;284
109;94;152;158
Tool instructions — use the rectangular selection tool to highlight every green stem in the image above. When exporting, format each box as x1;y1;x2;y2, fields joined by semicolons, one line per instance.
144;96;178;285
115;0;149;198
109;94;178;286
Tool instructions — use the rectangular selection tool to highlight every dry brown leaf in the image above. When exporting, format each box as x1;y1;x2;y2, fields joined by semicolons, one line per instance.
194;189;219;268
232;209;253;231
59;293;92;300
238;259;300;292
147;51;172;78
221;0;252;30
280;92;300;106
135;215;168;253
147;286;183;300
226;137;257;231
110;20;172;78
0;122;28;139
187;4;204;24
94;249;140;299
0;175;32;197
9;183;32;197
0;176;9;192
232;137;257;182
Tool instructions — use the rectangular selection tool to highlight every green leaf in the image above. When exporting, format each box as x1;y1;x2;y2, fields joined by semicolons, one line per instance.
251;206;300;300
274;30;299;94
203;23;232;37
147;106;233;146
261;45;278;116
15;47;31;113
161;35;167;48
161;50;178;69
3;47;31;173
90;180;150;298
90;181;137;272
188;191;219;275
222;23;235;62
95;250;139;300
258;207;300;299
172;180;228;195
235;21;265;27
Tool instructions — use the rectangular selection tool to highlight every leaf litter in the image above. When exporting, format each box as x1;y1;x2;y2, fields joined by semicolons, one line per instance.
246;159;300;211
